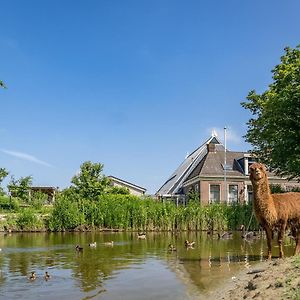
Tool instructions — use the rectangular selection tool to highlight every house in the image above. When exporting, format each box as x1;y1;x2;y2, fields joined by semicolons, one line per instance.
156;134;300;205
108;176;146;196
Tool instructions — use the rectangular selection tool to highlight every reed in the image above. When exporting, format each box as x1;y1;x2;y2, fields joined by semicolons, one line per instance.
49;193;258;232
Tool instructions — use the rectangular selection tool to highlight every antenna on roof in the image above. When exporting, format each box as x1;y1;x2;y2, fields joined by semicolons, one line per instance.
224;126;227;204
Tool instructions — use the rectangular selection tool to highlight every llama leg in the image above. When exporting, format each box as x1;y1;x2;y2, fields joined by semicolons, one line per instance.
278;224;286;258
294;231;300;255
265;227;273;260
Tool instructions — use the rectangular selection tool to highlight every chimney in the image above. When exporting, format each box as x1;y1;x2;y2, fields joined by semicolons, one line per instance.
207;143;216;153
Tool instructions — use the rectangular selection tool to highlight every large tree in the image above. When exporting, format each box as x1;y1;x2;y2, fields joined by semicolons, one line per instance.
71;161;111;200
8;175;33;202
0;80;7;88
241;45;300;179
0;168;9;195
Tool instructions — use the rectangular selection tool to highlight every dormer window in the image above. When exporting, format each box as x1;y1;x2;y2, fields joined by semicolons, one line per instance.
222;164;233;171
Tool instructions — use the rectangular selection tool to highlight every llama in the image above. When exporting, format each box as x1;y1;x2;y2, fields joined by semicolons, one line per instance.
249;162;300;259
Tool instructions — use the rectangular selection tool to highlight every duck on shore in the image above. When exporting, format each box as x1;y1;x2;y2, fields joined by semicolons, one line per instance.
89;242;97;247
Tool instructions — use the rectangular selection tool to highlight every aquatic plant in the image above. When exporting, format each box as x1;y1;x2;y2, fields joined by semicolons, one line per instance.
48;192;258;232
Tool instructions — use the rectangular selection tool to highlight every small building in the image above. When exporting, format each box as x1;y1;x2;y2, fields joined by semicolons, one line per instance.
30;186;58;203
156;135;300;205
108;176;146;196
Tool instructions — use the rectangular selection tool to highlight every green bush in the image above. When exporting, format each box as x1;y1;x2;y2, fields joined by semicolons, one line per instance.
0;196;19;211
16;208;43;230
270;184;285;194
48;194;83;231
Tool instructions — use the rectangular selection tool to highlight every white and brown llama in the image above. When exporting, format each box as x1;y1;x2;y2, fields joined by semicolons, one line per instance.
249;162;300;259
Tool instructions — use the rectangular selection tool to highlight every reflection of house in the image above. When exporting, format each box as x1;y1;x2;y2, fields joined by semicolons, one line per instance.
156;135;300;205
108;176;146;196
30;186;58;203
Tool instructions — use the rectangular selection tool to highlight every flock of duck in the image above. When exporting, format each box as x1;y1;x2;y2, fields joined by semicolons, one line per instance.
74;232;147;253
29;271;51;281
22;228;258;281
167;225;260;252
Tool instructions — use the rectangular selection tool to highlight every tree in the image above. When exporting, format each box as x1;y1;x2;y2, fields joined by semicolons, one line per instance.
241;45;300;180
0;80;7;89
108;186;130;195
8;176;33;203
71;161;111;200
0;168;9;195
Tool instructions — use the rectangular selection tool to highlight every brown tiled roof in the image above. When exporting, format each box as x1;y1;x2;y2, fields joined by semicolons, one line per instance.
199;151;245;177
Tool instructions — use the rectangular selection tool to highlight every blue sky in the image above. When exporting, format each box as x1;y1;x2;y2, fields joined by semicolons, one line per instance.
0;1;299;194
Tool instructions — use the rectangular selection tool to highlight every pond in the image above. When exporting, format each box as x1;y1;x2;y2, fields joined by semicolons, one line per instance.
0;231;295;300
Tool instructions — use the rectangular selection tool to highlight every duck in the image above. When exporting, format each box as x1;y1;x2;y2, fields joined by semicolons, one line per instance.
217;231;233;239
29;271;37;281
44;271;51;281
168;244;177;251
137;233;146;239
240;224;257;240
89;242;97;247
75;244;83;251
184;240;195;248
104;241;114;246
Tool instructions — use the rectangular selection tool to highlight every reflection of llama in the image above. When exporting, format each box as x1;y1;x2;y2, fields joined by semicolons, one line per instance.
249;163;300;259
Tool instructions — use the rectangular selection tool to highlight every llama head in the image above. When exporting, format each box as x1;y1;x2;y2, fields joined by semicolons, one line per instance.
249;163;267;183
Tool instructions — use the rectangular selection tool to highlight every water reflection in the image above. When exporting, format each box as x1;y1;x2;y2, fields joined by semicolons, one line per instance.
0;232;296;299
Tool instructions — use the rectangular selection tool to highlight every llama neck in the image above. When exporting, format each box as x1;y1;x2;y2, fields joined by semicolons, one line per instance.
252;176;277;224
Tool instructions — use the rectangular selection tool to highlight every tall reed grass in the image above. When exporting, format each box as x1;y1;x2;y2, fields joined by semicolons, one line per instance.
49;194;258;231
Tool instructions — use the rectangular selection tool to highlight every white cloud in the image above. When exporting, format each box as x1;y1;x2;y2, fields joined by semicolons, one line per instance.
0;149;53;167
207;127;243;145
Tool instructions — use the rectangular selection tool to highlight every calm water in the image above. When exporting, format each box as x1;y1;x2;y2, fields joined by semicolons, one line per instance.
0;231;295;300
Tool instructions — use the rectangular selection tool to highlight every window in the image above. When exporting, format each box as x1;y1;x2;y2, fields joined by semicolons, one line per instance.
210;185;220;203
247;185;253;203
228;185;238;204
222;164;233;171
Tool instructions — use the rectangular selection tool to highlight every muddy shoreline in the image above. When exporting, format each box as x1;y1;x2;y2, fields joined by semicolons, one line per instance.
208;257;300;299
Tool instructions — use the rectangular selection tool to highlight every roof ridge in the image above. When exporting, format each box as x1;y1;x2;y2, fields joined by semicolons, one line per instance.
156;135;223;195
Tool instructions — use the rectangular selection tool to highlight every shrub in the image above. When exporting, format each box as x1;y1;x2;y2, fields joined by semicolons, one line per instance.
48;194;83;231
270;184;285;194
0;196;19;211
16;208;43;230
